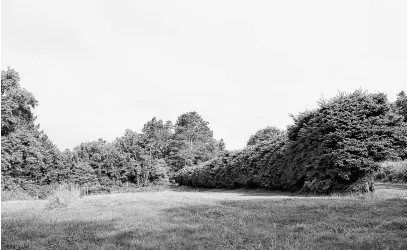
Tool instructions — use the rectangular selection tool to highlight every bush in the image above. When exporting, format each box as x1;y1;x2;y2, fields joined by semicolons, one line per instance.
376;160;407;183
46;183;82;209
175;90;407;194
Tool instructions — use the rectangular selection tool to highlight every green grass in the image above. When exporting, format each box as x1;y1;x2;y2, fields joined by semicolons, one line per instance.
2;184;407;250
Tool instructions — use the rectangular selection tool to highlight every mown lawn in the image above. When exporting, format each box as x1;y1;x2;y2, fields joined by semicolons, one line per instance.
1;183;407;250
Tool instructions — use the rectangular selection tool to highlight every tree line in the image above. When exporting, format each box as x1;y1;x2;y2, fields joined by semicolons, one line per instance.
1;68;224;197
1;68;406;196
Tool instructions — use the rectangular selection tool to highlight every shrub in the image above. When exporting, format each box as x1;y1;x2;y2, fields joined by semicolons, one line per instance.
376;160;407;183
46;183;82;209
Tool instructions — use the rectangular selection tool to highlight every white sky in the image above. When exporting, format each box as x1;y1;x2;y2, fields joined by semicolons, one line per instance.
2;0;407;150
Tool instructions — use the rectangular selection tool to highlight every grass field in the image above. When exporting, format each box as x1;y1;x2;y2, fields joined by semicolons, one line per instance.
2;183;407;250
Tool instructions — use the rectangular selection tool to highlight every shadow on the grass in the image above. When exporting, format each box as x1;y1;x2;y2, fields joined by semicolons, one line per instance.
170;182;407;198
168;184;301;197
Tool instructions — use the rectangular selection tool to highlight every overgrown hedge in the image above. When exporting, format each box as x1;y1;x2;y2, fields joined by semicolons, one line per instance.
175;91;407;193
174;137;287;189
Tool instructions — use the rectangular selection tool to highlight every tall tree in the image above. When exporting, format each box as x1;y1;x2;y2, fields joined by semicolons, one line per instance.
174;112;213;149
167;112;218;171
395;91;407;122
218;138;226;151
1;68;38;136
142;117;173;160
1;68;63;192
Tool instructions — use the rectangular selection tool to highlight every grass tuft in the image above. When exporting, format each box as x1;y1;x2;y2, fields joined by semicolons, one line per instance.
46;183;82;209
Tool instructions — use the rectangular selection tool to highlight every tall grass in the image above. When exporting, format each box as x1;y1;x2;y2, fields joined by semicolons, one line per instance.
46;183;82;209
376;160;407;183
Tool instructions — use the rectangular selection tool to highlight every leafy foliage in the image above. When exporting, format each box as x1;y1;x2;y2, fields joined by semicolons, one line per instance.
174;134;287;189
1;68;65;197
395;91;407;122
1;68;38;137
166;112;220;172
64;132;169;193
175;90;407;193
142;117;173;160
247;127;285;146
3;68;406;196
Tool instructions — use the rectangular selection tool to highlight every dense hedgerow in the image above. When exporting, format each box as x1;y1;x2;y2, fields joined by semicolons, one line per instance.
175;90;407;193
174;134;287;189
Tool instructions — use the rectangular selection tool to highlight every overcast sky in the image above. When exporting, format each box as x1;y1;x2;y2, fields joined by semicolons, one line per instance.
2;0;407;150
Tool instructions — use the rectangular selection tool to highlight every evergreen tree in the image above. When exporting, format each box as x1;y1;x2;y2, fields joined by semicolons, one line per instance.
395;91;407;122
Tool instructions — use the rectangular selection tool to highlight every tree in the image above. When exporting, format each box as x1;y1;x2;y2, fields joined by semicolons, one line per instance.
1;68;38;136
69;162;97;186
395;91;407;122
113;130;149;185
167;112;218;171
142;117;173;159
72;138;115;187
1;68;64;194
218;138;226;151
174;112;213;149
247;127;285;146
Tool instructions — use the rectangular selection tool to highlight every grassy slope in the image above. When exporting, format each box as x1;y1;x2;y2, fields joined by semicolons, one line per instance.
2;184;407;250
